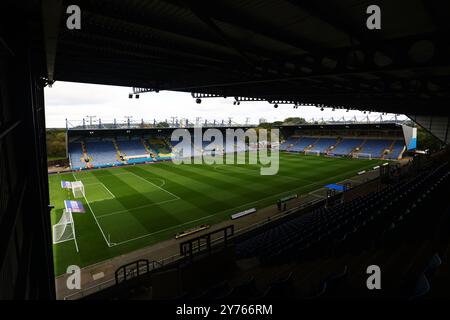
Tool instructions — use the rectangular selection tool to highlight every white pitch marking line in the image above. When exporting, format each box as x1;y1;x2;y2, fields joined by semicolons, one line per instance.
125;170;180;200
152;178;166;187
84;173;166;188
109;213;218;247
72;173;111;247
83;183;115;199
96;198;180;219
110;161;382;246
109;179;324;247
99;182;116;199
78;160;380;247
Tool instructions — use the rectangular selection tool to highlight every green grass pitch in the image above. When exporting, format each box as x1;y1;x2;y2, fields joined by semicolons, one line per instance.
49;153;384;276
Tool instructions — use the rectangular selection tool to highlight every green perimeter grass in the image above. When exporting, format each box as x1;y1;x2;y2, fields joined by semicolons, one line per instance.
49;153;385;276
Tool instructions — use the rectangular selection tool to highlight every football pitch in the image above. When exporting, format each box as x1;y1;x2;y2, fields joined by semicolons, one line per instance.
49;153;384;276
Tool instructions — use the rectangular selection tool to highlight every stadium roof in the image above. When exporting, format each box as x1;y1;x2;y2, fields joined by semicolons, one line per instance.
40;0;450;116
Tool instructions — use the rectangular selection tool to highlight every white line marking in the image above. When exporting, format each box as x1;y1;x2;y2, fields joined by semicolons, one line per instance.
73;160;381;247
72;219;79;253
84;182;116;199
109;213;218;247
109;179;326;247
109;160;382;246
84;173;166;188
152;178;166;187
72;173;111;247
96;198;180;219
125;170;180;200
99;182;116;199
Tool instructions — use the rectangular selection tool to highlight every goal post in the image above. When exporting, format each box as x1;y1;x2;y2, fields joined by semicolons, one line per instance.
52;209;79;252
71;181;85;198
353;152;372;160
305;149;320;156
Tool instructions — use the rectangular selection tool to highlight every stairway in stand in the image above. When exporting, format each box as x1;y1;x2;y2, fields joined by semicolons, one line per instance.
286;137;301;151
142;138;157;160
80;141;93;168
327;137;342;154
351;139;367;157
384;140;396;159
113;139;125;162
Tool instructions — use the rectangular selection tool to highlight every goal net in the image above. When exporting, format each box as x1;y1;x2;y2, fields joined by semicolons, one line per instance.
71;181;85;198
353;152;372;160
53;210;79;252
305;150;320;156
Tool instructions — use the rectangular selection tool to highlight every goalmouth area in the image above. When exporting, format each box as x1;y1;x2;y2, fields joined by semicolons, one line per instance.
50;152;385;280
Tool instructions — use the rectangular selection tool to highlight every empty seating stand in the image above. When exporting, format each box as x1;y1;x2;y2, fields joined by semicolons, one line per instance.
311;138;337;153
280;135;407;160
357;139;392;158
290;137;316;152
68;142;85;169
236;162;450;267
231;162;450;299
331;139;363;156
280;137;299;151
386;140;405;159
116;138;147;156
85;140;121;168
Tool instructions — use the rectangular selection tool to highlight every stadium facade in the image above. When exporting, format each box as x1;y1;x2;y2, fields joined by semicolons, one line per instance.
65;122;414;171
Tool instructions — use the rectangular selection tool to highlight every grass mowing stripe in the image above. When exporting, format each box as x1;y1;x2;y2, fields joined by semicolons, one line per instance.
125;165;235;214
130;165;241;201
50;155;386;276
125;169;181;200
160;161;306;197
92;169;183;232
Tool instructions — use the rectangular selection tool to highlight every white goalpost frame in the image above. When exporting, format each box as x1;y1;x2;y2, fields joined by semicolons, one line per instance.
304;149;320;156
71;181;85;198
52;209;79;253
353;152;372;160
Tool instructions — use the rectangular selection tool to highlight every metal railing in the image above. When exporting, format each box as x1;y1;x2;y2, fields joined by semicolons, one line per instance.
60;196;326;300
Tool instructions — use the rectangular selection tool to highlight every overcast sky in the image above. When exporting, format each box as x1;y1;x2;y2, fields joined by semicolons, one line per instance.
44;81;406;128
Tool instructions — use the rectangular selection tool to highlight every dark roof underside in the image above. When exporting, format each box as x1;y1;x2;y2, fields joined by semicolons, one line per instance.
46;0;450;116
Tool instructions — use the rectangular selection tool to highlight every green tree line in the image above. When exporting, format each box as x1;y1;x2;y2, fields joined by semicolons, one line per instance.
46;129;67;160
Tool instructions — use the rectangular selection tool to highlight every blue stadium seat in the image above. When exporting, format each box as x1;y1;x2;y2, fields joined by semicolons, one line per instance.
311;138;338;153
357;139;392;158
116;138;147;156
85;140;121;167
68;141;85;169
290;137;316;152
236;161;450;265
280;137;299;151
332;139;364;156
385;140;405;159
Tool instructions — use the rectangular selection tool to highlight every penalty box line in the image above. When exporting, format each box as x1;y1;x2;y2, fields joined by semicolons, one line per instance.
96;198;180;219
72;173;112;248
83;182;116;200
71;171;179;247
126;169;181;200
109;163;380;247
